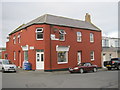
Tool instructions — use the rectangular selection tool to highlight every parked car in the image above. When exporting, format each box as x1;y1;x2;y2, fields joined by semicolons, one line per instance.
0;59;17;72
69;62;98;73
104;58;120;70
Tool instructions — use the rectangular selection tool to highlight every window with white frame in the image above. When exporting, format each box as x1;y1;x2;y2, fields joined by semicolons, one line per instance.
14;51;16;60
13;36;16;44
58;51;68;64
90;33;94;42
18;34;21;43
77;32;82;42
77;51;82;64
36;28;43;40
24;51;28;61
90;51;94;61
59;30;66;41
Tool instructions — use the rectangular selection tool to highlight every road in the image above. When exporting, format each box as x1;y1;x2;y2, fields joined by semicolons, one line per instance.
2;69;119;88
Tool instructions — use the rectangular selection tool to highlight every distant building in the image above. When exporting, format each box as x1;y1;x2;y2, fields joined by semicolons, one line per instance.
0;47;6;59
102;36;120;67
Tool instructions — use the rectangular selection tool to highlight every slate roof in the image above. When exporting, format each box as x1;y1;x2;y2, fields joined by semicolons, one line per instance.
9;14;101;35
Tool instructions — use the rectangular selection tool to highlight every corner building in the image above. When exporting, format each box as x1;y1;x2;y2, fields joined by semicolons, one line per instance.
2;14;102;71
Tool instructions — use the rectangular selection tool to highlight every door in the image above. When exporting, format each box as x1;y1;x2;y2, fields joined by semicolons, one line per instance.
36;52;44;70
103;53;106;68
77;51;82;64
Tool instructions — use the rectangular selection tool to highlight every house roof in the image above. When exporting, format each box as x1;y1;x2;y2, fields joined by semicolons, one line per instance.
9;14;101;35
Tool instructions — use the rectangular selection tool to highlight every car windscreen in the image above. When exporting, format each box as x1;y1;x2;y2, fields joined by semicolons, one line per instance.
78;63;84;66
3;60;13;64
111;58;120;61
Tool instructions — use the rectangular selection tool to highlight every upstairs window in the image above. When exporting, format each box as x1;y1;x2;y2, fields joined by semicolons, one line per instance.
59;30;66;41
90;33;94;42
77;32;82;42
36;28;43;40
90;51;94;61
18;34;21;43
13;36;16;44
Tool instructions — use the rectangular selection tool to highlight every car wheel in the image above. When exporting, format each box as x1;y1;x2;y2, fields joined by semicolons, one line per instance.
108;67;111;70
80;68;84;74
93;68;97;72
117;65;120;70
70;72;73;74
2;68;5;73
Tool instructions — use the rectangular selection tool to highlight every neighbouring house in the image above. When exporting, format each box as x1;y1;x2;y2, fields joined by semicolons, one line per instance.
102;36;120;67
0;47;6;59
2;13;102;71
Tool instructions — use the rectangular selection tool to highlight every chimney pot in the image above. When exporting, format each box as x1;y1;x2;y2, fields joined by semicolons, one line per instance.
85;13;91;23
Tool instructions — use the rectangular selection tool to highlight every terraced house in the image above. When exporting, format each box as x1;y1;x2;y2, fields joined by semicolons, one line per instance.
2;13;102;71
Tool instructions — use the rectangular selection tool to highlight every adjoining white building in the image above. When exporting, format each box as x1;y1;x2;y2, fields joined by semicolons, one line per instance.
102;36;120;68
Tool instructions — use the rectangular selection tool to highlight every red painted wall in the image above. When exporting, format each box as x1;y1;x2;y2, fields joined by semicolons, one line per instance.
3;24;102;71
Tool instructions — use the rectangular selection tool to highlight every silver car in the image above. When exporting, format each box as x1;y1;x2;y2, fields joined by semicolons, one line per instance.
0;59;17;72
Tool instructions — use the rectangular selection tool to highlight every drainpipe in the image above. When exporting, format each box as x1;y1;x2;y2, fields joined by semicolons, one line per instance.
50;25;53;72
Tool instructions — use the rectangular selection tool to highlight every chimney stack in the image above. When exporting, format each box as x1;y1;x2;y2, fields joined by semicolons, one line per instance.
85;13;91;23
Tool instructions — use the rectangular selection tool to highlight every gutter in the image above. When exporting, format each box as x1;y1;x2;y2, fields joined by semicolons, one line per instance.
9;22;101;35
50;25;53;71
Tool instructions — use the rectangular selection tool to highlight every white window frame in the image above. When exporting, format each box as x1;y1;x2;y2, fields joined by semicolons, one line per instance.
90;33;94;42
57;51;68;64
59;30;66;41
36;28;44;40
18;34;21;43
90;51;94;61
13;36;16;44
14;51;16;60
77;51;82;64
77;32;82;42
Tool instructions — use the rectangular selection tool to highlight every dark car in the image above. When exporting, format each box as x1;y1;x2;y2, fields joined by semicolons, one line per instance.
104;58;120;70
69;62;98;73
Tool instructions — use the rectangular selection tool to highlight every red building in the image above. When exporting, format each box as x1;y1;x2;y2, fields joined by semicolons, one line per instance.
2;13;102;71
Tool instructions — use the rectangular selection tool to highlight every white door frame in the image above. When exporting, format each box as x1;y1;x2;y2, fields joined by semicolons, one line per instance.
36;52;44;70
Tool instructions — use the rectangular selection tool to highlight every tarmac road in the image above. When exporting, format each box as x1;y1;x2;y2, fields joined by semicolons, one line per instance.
2;69;119;88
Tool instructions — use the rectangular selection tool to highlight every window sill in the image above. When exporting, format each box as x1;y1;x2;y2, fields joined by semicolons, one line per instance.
91;59;95;61
77;41;82;43
58;62;68;64
36;39;44;40
90;41;94;43
59;40;65;42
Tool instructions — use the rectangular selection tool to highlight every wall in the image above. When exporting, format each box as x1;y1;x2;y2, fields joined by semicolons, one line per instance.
44;25;102;70
4;24;102;70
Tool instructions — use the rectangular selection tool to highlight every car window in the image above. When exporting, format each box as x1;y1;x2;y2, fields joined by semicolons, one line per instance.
84;63;91;66
83;63;88;66
3;60;13;64
87;63;91;66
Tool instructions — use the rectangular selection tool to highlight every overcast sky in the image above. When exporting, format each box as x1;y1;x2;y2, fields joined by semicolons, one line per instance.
0;1;119;47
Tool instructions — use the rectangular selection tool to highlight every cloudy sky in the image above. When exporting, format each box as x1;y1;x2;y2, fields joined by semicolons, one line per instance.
0;0;119;47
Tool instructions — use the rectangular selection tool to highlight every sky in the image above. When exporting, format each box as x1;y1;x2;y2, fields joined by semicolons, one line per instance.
0;0;119;47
